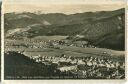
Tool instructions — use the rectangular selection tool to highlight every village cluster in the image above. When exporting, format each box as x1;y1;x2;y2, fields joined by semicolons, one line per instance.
5;39;97;50
27;53;125;79
5;39;125;79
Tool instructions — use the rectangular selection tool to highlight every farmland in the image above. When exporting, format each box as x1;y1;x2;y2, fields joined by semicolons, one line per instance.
5;37;124;59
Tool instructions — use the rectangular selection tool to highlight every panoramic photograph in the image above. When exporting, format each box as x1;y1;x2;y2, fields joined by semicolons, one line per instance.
4;1;125;79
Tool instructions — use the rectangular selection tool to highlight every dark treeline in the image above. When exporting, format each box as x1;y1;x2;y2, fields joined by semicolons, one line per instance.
4;51;61;79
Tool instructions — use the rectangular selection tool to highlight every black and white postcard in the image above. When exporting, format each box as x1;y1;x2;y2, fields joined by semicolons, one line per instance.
3;0;127;83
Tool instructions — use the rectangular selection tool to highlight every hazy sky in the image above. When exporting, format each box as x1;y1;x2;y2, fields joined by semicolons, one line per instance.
4;0;126;4
4;0;126;14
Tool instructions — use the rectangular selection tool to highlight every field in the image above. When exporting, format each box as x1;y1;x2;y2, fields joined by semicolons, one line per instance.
5;36;124;59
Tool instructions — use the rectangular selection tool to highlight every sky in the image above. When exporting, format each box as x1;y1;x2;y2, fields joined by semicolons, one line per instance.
4;0;126;4
3;0;126;14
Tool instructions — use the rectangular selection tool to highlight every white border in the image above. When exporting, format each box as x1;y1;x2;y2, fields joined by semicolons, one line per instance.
1;0;4;83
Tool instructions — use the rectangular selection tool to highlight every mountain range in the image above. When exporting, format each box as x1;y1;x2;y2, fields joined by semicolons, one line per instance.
4;8;125;50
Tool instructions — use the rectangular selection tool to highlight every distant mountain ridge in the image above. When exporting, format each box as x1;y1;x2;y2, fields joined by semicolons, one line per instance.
5;8;124;31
